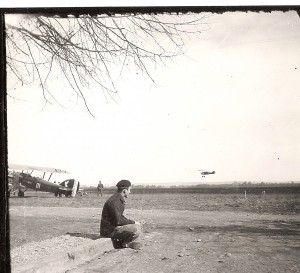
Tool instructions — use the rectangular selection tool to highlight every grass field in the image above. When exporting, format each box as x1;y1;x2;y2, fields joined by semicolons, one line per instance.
9;192;300;215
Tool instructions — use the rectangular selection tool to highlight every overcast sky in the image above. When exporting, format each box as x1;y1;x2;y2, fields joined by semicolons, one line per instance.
6;11;300;186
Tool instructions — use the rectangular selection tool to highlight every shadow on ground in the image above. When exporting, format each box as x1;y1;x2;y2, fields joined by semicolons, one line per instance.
66;232;101;240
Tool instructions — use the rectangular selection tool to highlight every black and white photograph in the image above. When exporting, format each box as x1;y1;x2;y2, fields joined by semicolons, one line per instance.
1;3;300;273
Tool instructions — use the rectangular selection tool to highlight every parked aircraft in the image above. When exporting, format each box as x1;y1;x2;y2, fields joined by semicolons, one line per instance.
198;170;216;177
8;164;84;197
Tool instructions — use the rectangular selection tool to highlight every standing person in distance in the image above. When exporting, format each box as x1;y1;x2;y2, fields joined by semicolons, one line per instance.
100;180;142;249
97;181;104;197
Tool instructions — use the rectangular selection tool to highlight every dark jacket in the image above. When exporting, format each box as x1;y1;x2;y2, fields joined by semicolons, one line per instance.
100;192;135;237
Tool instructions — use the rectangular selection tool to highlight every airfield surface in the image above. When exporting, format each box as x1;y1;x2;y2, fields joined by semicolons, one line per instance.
9;193;300;273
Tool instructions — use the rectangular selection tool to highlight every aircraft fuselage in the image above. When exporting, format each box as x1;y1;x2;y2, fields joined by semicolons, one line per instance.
201;171;215;175
19;173;60;193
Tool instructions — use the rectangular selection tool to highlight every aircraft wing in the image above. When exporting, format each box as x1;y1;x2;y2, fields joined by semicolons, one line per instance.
9;164;70;174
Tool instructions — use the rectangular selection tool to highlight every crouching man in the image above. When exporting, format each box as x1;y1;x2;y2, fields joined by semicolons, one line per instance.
100;180;142;249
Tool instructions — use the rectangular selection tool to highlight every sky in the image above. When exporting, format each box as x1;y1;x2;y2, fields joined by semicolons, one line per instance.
6;10;300;186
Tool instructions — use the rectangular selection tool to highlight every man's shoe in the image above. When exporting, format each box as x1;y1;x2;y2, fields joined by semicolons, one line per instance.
111;239;123;249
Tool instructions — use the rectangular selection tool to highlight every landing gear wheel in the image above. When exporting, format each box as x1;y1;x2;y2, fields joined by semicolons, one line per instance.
18;190;25;197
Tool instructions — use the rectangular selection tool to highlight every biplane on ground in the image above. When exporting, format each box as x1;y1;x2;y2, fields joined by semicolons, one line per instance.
8;164;86;197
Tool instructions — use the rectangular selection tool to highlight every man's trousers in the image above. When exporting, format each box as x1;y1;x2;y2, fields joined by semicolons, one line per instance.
110;224;141;249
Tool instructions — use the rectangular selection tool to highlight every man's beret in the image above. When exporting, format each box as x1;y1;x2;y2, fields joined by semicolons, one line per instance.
116;180;131;189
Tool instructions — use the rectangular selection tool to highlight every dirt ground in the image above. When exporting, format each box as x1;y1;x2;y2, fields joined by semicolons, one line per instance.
9;198;300;273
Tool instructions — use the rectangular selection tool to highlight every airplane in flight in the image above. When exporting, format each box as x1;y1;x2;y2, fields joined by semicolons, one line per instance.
198;170;216;178
8;164;85;197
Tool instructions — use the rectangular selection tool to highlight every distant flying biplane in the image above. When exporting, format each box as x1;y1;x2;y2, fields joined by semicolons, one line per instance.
198;170;216;178
8;164;84;197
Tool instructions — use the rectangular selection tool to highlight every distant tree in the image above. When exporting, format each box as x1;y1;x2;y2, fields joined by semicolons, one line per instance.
6;13;207;115
133;185;146;189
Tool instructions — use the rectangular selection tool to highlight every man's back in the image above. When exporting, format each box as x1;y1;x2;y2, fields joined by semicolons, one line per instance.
99;180;142;249
100;192;134;237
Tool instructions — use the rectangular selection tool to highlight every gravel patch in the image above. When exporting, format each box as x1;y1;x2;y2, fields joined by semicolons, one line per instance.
11;235;94;268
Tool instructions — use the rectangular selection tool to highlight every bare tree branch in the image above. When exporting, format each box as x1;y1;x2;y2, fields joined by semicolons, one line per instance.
6;13;206;115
